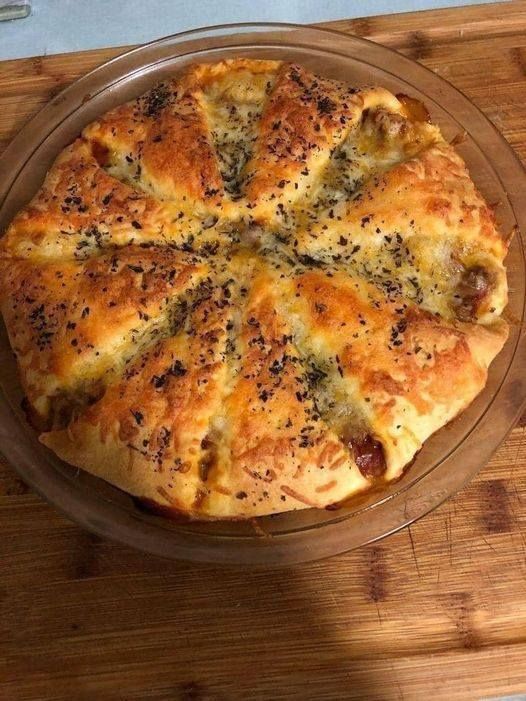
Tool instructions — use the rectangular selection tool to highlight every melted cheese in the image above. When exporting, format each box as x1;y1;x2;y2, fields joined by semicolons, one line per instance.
0;59;509;519
201;69;277;197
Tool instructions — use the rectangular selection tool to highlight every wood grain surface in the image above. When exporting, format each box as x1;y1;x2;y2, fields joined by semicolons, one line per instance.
1;2;526;699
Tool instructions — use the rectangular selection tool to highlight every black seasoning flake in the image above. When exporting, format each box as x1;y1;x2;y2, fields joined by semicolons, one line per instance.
317;96;336;115
170;360;187;377
306;364;328;387
131;409;144;425
269;358;285;376
144;84;170;118
290;69;303;84
152;374;166;389
204;187;219;199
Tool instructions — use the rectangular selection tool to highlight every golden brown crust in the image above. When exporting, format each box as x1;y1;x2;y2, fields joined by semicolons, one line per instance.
42;279;235;514
140;91;225;208
0;58;511;519
0;140;208;260
242;63;364;221
209;266;368;516
42;262;369;518
274;269;507;480
0;246;208;422
294;142;508;323
82;76;230;214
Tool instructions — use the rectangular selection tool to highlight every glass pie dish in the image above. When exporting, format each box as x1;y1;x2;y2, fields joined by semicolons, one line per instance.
0;23;525;565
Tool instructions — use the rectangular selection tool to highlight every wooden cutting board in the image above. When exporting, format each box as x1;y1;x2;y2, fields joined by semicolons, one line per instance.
1;2;526;699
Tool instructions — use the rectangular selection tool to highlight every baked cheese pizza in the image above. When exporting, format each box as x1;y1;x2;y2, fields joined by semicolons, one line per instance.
0;59;510;519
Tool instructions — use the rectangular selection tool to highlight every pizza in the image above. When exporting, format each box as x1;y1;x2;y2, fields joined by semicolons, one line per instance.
0;59;509;519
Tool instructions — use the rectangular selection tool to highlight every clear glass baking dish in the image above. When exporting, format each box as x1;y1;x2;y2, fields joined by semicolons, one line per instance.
0;23;525;565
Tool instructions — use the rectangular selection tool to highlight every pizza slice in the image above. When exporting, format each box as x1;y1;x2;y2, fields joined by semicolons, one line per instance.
82;74;228;217
40;261;242;516
274;267;507;482
241;62;369;224
0;139;212;260
293;138;508;324
189;58;281;199
0;245;208;425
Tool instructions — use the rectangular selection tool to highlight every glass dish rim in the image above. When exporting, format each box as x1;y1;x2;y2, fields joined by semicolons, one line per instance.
0;21;525;565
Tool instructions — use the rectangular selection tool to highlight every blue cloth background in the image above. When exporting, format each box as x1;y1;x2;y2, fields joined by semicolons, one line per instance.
0;0;507;60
